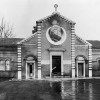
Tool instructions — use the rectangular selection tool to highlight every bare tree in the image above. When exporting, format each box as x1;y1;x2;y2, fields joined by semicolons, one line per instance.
0;18;15;38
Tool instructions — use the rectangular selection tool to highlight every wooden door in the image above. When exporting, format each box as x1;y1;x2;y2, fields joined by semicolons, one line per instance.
52;56;61;75
78;63;84;77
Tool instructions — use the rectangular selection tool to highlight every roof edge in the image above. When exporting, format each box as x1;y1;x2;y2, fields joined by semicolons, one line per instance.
37;12;76;24
18;32;37;44
75;34;92;46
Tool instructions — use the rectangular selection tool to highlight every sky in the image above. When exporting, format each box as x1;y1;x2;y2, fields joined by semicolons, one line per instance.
0;0;100;40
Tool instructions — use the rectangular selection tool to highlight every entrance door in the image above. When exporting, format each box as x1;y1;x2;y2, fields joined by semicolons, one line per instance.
78;63;84;77
52;56;61;76
27;63;34;79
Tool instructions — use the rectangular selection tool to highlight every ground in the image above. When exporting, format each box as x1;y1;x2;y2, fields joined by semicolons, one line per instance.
0;79;62;100
1;78;100;100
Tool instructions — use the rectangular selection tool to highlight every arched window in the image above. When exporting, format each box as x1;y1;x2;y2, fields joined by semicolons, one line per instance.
98;60;100;65
97;58;100;70
5;60;10;70
0;58;11;71
0;60;5;70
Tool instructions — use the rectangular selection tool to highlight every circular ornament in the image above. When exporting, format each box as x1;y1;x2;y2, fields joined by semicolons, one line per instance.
46;25;67;45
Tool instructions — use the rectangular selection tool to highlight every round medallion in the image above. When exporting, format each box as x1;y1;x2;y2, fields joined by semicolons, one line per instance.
46;25;66;45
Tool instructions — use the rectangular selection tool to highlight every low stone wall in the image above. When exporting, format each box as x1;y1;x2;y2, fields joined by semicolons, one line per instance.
0;70;17;78
93;70;100;77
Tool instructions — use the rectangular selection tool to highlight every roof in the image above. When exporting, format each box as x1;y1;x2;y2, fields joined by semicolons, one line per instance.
87;40;100;49
0;38;23;46
0;38;100;49
37;12;76;24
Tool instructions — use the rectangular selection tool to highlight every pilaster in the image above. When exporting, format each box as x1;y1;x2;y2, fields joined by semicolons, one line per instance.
71;23;75;78
36;21;42;79
88;45;92;77
17;45;22;79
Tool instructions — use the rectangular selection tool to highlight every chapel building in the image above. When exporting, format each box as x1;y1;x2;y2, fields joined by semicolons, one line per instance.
0;5;100;79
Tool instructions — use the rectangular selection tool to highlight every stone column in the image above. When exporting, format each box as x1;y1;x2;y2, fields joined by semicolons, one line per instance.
17;45;22;79
88;45;92;77
71;23;75;78
36;21;42;79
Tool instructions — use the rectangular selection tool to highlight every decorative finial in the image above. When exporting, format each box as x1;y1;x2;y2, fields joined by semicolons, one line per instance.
54;4;58;12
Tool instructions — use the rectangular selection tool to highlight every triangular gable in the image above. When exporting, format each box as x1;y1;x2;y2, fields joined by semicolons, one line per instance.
75;34;92;46
75;36;86;45
18;32;37;45
37;12;76;24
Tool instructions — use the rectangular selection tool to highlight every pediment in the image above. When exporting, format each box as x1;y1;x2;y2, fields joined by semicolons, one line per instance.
75;36;86;45
38;12;75;25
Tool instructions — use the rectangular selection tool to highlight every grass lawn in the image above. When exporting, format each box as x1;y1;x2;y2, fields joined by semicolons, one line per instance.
0;80;62;100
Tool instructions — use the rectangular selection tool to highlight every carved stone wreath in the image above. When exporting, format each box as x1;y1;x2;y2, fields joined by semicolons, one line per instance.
46;25;67;45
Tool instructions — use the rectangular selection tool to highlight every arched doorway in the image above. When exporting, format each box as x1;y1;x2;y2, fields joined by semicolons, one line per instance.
25;56;36;79
76;56;86;77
